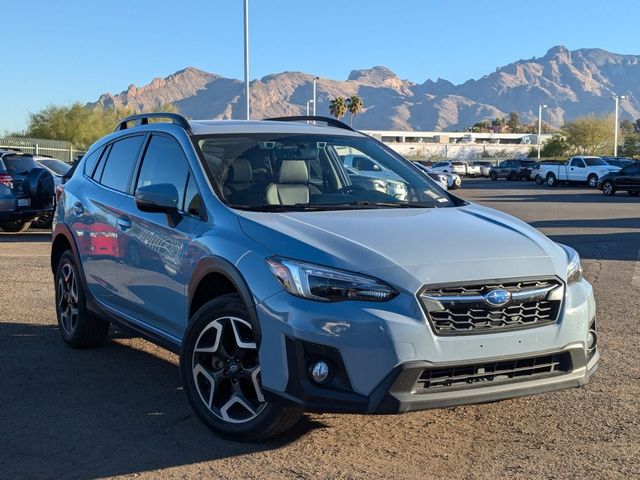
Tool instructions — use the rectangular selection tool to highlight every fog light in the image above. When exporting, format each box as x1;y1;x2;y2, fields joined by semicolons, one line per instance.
586;329;597;352
310;361;330;384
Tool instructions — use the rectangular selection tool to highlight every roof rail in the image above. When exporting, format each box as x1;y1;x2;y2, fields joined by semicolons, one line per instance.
264;115;355;132
114;112;191;132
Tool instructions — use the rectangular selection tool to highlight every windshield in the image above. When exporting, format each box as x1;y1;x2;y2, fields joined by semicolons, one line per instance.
1;155;39;175
194;133;454;211
584;157;607;166
38;158;71;175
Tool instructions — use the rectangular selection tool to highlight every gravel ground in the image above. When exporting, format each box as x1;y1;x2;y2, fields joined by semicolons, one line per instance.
0;179;638;479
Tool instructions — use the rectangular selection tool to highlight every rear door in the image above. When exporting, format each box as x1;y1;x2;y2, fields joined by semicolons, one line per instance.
70;135;146;308
115;133;201;338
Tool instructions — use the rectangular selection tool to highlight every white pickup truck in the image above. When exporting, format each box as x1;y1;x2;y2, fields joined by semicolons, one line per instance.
540;156;621;187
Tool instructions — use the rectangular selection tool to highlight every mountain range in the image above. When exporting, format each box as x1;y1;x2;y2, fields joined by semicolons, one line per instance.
90;46;640;131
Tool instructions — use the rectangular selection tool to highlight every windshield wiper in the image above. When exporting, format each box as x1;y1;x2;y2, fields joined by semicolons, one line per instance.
231;200;439;212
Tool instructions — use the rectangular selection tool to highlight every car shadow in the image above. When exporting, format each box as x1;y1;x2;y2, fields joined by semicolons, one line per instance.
0;322;325;479
0;231;51;242
545;231;640;261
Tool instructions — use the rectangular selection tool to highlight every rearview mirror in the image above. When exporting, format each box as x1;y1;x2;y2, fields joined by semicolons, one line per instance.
135;183;179;212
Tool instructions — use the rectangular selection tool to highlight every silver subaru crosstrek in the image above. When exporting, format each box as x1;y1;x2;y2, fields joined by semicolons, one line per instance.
51;113;599;441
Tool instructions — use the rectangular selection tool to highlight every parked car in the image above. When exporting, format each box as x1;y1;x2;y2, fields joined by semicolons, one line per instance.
596;161;640;196
0;150;55;232
465;162;482;177
489;159;537;181
51;113;599;441
430;161;467;175
540;156;620;188
412;161;461;190
34;157;73;228
342;154;408;200
600;156;634;169
472;161;493;177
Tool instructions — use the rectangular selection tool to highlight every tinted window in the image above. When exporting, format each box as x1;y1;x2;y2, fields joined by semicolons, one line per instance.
623;164;640;175
2;155;39;175
584;157;606;166
136;135;189;208
183;173;202;216
100;136;145;192
82;146;104;177
39;159;71;176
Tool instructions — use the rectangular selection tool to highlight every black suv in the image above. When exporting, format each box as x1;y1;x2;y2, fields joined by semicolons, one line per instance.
597;161;640;196
489;159;536;181
0;150;55;232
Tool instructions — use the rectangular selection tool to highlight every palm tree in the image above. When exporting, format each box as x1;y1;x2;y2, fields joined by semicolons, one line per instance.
329;97;347;121
346;95;364;126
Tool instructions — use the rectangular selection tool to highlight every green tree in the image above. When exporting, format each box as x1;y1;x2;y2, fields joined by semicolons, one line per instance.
539;134;570;158
345;95;364;126
507;112;521;132
561;114;614;155
472;120;491;132
329;97;347;121
26;103;179;149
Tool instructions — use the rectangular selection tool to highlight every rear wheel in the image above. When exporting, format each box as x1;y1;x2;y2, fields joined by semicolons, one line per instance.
587;174;598;188
602;181;616;196
32;212;53;229
55;251;109;347
180;294;302;441
490;171;498;181
0;220;31;233
628;190;639;197
546;173;557;187
535;175;543;185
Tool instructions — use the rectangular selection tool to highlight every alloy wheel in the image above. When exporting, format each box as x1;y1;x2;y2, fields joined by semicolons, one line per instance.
603;182;614;196
588;175;598;188
191;316;265;424
57;263;79;335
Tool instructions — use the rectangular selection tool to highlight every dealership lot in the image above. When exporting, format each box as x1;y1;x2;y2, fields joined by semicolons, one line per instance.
1;179;638;479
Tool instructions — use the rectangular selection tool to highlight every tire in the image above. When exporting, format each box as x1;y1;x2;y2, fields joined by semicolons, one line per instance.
587;174;598;188
490;171;498;181
546;173;557;187
602;181;616;196
535;175;543;185
32;212;53;229
628;191;639;197
55;251;109;348
0;220;31;233
180;294;302;442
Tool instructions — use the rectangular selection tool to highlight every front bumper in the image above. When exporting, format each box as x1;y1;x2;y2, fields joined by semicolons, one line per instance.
257;277;598;414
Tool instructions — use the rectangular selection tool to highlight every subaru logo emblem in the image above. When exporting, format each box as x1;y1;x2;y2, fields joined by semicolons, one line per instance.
484;289;512;307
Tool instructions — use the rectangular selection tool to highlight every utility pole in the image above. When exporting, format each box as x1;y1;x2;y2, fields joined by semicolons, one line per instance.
243;0;250;120
537;104;547;160
613;95;626;156
313;76;319;116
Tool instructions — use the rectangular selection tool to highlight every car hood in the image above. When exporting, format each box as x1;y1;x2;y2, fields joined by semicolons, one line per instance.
238;204;568;294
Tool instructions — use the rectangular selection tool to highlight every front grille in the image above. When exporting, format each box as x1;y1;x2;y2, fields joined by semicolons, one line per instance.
413;352;572;393
419;278;564;335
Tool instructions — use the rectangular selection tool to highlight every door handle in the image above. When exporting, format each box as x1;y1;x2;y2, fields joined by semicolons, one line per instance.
117;216;132;231
72;202;84;215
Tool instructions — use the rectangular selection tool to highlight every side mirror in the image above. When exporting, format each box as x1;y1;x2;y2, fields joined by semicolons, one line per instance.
135;183;181;226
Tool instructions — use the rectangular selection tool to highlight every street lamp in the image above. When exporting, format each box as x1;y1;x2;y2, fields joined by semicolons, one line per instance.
243;0;250;120
537;104;547;160
613;94;626;156
312;76;319;116
306;100;314;116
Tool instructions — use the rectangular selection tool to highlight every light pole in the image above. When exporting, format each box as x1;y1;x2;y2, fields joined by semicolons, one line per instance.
306;100;314;116
243;0;250;120
312;76;319;116
537;104;547;159
613;94;626;156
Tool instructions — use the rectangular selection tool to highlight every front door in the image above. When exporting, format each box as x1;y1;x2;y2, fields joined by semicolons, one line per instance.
115;134;201;339
568;158;586;182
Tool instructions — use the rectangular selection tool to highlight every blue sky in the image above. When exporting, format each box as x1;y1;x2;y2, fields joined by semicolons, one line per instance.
2;0;639;132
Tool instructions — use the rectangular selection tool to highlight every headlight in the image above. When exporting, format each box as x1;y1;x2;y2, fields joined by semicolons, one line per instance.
266;257;398;302
559;244;583;285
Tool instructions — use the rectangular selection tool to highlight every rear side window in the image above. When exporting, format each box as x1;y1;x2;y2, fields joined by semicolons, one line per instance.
82;146;105;177
99;135;145;193
135;134;189;208
2;155;39;175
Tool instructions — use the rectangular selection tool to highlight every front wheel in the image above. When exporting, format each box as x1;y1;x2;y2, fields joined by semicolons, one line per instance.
602;181;616;196
0;220;31;233
180;294;302;442
490;171;498;181
587;174;598;188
